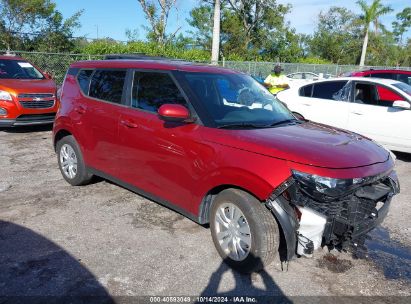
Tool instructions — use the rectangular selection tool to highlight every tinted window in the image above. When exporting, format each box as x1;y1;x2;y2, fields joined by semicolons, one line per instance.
0;59;44;79
397;74;411;85
77;70;93;95
354;83;378;105
89;70;126;104
312;81;348;99
370;73;396;80
132;72;186;112
299;84;313;97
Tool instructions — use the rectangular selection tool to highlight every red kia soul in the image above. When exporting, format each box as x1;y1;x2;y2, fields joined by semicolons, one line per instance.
53;55;400;273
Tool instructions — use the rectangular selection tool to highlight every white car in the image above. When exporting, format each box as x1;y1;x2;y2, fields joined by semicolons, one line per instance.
277;77;411;153
286;72;333;88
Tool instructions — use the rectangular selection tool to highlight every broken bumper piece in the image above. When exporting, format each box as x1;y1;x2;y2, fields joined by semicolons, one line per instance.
267;170;400;258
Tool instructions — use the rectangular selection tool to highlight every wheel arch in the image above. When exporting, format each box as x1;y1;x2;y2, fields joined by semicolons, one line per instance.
53;129;73;151
198;185;297;262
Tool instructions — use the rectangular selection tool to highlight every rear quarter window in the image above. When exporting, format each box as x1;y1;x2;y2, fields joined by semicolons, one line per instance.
77;70;94;95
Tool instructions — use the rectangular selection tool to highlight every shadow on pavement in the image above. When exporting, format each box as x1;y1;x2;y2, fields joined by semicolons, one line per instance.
199;257;291;303
0;220;113;303
1;124;53;133
394;151;411;162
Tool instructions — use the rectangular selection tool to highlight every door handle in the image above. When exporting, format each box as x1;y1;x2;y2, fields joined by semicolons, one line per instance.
351;111;363;115
74;106;86;114
302;103;311;106
120;119;139;128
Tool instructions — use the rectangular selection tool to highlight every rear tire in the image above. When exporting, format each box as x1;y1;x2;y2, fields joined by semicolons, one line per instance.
56;135;93;186
210;189;279;273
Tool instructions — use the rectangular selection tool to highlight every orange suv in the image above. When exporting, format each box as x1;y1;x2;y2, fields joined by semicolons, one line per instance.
0;54;58;127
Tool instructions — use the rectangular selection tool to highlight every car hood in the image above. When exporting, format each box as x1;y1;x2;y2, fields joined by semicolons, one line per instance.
0;79;56;94
205;122;389;169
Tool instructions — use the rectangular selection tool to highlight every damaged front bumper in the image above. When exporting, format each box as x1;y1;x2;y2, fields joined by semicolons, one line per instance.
266;170;400;260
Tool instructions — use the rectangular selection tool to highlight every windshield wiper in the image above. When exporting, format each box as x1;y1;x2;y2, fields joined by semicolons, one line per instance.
269;118;301;127
217;123;270;129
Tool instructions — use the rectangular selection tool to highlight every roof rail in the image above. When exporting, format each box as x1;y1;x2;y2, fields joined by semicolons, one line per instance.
104;54;185;61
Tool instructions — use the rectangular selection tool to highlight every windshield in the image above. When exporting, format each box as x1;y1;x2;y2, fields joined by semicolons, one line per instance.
182;72;295;127
0;59;45;79
393;82;411;96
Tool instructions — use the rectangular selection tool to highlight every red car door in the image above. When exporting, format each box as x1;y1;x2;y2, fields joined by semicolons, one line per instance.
117;71;202;214
75;69;127;177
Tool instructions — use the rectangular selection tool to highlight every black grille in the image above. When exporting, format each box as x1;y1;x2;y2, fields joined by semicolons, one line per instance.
20;100;54;109
16;113;56;122
18;93;54;99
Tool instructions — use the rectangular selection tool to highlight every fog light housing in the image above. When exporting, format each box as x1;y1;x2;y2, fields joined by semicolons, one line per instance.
0;107;7;116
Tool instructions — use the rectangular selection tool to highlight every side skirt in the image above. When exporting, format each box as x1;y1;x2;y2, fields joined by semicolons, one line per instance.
87;167;202;224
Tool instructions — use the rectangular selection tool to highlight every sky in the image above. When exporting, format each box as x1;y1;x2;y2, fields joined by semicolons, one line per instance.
53;0;410;41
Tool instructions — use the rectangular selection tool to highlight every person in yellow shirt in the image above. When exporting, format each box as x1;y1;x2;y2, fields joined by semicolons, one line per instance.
264;64;290;95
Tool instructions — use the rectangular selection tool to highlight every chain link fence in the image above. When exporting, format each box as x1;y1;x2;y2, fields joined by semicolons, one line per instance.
219;61;411;79
2;50;411;85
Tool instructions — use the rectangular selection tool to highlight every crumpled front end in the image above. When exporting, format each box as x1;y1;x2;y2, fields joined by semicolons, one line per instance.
266;169;400;259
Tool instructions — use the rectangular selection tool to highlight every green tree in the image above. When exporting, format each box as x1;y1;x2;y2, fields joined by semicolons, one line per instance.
31;10;83;52
357;0;393;66
392;7;411;44
187;4;214;50
309;7;362;64
0;0;55;49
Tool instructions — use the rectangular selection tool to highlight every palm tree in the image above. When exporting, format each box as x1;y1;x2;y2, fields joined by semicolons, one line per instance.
357;0;392;66
211;0;220;64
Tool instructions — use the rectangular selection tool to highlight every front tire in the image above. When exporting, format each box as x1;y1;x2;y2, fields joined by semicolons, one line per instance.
56;135;93;186
210;189;279;273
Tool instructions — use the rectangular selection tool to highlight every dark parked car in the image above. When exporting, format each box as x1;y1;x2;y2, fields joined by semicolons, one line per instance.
53;56;399;273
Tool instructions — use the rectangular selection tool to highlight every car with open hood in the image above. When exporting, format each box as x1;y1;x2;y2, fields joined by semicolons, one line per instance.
53;56;400;273
0;54;58;127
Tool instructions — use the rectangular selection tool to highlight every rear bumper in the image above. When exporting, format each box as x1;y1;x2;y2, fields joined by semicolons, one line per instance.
0;113;56;127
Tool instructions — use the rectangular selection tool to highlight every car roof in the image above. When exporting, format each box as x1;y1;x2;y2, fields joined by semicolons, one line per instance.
70;59;241;74
291;77;404;88
0;55;25;61
353;69;411;74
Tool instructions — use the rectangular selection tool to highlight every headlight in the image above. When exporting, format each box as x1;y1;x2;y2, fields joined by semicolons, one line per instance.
0;90;13;102
292;170;364;198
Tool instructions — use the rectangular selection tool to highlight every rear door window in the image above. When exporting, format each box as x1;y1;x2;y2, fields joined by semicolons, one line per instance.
89;70;127;104
312;81;348;99
132;72;187;112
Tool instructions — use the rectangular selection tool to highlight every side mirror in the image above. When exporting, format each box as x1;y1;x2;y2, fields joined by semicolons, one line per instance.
158;104;190;122
392;100;410;110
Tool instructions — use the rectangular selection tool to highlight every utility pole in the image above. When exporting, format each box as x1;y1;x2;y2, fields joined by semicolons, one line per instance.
211;0;220;65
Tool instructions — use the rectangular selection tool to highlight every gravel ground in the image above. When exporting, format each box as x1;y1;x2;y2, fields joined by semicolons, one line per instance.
0;126;410;301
